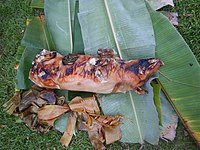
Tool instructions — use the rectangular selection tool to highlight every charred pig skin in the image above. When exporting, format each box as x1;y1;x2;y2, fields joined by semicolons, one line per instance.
29;49;163;94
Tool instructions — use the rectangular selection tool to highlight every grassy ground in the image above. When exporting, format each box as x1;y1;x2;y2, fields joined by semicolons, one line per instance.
0;0;199;149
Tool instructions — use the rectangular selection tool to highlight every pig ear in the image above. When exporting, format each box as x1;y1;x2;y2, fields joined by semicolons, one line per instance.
62;53;79;65
97;48;115;58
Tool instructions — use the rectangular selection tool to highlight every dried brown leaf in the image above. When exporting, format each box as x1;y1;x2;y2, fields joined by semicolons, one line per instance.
76;122;88;131
165;12;178;26
5;91;122;149
33;97;48;107
3;92;21;114
20;105;39;118
4;85;66;132
104;125;121;145
160;122;177;141
90;115;122;145
40;118;58;127
90;114;122;127
31;84;44;91
87;119;106;150
39;90;57;104
60;112;77;147
19;90;39;111
183;13;192;17
69;96;100;114
79;109;122;149
38;104;70;121
23;114;38;127
0;125;7;128
14;64;19;70
160;114;178;141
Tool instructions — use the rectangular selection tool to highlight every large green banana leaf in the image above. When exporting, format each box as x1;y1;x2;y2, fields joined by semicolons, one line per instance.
152;83;162;125
15;46;26;65
21;17;55;50
16;47;41;89
73;0;84;54
79;0;155;59
78;0;160;144
44;0;76;54
147;5;200;144
17;17;55;89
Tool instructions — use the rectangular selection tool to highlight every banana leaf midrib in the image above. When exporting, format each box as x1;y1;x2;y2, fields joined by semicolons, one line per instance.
103;0;143;143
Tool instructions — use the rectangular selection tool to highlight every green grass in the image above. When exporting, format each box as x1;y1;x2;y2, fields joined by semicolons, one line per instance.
0;0;199;149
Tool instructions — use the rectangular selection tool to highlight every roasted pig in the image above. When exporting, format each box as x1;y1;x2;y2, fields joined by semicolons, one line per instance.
29;49;163;94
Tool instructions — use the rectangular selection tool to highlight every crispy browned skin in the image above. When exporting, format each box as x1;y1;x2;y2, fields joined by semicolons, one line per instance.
29;49;163;94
